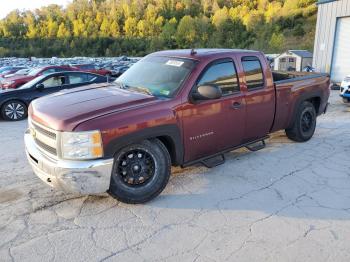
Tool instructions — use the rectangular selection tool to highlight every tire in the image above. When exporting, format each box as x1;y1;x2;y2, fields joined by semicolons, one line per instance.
1;100;28;121
108;139;171;204
285;101;316;142
342;97;350;103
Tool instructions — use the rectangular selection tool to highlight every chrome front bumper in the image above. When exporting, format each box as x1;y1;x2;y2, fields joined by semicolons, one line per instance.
24;131;114;194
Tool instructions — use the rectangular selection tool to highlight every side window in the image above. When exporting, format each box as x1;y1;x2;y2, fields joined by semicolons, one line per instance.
69;73;88;84
86;74;98;82
241;56;264;90
42;68;56;75
197;61;239;95
41;76;66;88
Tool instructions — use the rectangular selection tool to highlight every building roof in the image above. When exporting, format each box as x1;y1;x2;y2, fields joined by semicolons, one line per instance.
317;0;338;5
276;50;313;59
289;50;313;58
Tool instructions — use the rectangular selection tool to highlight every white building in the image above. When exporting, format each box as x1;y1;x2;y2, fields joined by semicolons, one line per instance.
313;0;350;82
274;50;313;72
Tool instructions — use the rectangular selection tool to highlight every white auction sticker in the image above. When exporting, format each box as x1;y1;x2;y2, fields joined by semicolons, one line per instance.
166;60;184;67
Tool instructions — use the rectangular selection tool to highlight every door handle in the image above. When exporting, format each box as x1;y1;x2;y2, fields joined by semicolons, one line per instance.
231;102;242;110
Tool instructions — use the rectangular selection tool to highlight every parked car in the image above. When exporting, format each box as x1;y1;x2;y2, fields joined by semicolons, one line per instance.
340;75;350;102
25;49;330;204
112;66;129;77
73;64;113;77
2;68;31;78
0;66;27;78
302;66;315;72
0;71;107;121
0;65;74;89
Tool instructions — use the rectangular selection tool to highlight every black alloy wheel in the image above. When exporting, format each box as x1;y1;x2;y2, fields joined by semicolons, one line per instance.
109;139;171;204
118;149;155;186
285;101;316;142
300;111;313;133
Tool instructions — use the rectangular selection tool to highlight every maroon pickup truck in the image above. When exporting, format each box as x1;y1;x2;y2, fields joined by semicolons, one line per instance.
25;49;330;203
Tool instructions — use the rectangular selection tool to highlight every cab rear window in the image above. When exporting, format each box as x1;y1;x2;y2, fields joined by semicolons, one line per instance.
241;56;264;89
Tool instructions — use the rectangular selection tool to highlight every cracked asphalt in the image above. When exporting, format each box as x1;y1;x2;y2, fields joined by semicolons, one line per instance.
0;91;349;262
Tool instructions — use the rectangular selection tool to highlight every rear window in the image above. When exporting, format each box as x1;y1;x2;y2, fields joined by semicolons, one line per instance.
241;56;264;89
68;73;96;84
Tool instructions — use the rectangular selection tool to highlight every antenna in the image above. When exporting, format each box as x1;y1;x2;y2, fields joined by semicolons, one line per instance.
190;49;197;55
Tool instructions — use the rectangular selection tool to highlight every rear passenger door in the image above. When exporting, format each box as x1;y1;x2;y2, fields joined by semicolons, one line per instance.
182;58;246;162
239;55;275;142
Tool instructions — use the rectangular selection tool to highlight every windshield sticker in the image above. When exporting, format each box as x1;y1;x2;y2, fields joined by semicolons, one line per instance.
166;60;184;67
160;89;170;96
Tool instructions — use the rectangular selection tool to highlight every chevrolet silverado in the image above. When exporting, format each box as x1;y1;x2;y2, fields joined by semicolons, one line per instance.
25;49;330;203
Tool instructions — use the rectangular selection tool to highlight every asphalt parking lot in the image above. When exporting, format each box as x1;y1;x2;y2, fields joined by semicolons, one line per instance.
0;90;349;262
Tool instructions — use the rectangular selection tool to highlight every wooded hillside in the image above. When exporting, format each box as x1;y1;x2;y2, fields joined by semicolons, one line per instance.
0;0;318;57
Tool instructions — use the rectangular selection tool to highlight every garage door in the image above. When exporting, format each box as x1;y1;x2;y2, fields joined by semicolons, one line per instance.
331;17;350;83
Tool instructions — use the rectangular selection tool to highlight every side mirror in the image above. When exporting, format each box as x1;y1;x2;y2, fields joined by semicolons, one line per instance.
192;84;222;101
36;83;44;91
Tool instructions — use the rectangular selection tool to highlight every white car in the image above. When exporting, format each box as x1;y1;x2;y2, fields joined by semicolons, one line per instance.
340;75;350;102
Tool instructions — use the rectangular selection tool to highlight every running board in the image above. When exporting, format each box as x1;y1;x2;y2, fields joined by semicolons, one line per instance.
201;154;225;168
246;140;266;152
182;136;269;168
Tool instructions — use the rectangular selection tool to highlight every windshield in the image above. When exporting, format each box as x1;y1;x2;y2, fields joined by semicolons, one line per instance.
15;69;29;75
115;56;196;97
17;75;46;90
28;68;43;76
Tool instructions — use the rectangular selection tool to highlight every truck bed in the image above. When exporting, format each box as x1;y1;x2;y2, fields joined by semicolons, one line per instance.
271;71;330;133
272;71;329;84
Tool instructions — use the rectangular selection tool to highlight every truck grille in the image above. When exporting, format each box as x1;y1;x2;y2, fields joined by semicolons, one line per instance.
30;120;58;157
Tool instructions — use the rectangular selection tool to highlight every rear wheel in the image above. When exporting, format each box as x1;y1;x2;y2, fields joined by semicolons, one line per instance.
342;97;350;103
108;139;171;204
285;101;316;142
1;100;27;121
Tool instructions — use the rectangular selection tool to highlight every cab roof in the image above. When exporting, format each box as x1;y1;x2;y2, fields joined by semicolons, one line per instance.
149;49;261;60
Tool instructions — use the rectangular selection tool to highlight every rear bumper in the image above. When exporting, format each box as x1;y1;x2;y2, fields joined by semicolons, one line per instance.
24;130;114;194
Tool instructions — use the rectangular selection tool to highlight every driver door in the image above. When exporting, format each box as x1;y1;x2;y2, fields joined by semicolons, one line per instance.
28;74;67;101
181;58;246;162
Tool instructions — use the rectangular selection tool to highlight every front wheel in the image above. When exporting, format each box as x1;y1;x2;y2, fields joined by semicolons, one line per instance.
108;139;171;204
285;101;316;142
1;100;28;121
342;97;350;103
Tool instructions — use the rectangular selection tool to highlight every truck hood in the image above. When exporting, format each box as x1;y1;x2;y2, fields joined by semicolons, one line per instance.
30;83;158;131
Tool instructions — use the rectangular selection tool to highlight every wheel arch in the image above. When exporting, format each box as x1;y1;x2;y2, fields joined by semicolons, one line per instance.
288;91;322;129
0;98;28;109
104;124;184;166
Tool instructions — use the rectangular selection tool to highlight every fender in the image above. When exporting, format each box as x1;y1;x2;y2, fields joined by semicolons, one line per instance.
103;124;184;166
288;89;322;129
0;97;29;108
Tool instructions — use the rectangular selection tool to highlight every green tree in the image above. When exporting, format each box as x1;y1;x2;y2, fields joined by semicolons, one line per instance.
269;32;285;52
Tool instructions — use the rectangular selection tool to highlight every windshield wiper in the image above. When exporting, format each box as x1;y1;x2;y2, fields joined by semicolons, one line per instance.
115;82;153;96
114;81;127;89
128;86;153;96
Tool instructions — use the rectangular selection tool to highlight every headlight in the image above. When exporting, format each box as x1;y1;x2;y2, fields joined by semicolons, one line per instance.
61;130;103;160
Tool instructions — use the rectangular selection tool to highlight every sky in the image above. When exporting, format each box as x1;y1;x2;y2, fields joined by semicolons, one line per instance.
0;0;71;19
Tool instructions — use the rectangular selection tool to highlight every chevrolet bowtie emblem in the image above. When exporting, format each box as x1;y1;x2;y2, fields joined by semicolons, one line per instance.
31;128;36;138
